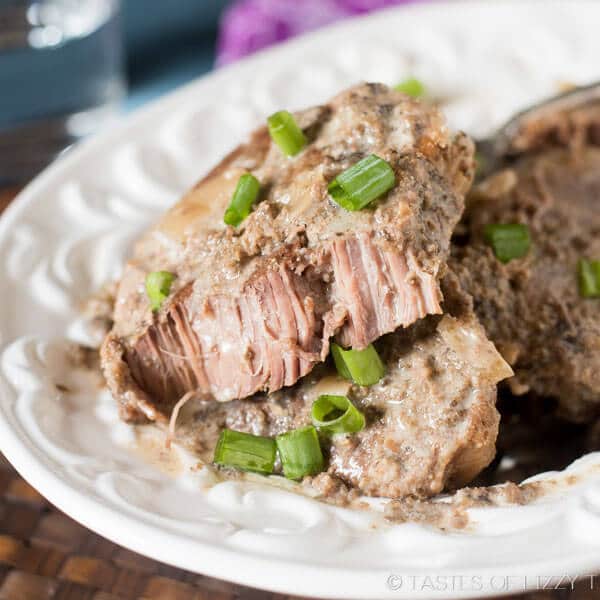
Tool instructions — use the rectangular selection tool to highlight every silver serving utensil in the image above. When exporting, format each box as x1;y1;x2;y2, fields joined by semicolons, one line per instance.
476;81;600;175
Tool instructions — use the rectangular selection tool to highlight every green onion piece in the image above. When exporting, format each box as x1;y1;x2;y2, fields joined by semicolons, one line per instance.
267;110;307;157
394;77;426;98
145;271;176;312
483;223;531;264
223;173;260;227
213;429;277;474
578;259;600;298
276;426;324;480
328;154;396;211
311;395;365;435
331;343;385;386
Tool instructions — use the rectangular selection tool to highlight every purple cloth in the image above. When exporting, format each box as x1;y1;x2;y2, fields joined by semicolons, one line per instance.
217;0;421;66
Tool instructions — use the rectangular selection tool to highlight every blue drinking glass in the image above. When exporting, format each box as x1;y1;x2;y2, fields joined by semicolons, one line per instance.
0;0;126;183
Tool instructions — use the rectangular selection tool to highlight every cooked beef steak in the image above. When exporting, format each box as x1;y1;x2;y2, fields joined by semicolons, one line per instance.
102;83;475;421
172;274;512;499
452;144;600;423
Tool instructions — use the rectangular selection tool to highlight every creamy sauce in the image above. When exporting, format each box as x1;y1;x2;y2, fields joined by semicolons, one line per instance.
132;427;184;476
383;480;544;530
383;461;600;530
272;168;321;219
124;417;597;532
80;292;597;527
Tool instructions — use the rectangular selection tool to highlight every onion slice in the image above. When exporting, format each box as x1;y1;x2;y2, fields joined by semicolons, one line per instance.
166;390;198;449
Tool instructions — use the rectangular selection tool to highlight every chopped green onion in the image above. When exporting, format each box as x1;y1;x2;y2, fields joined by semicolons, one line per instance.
331;343;385;386
213;429;277;474
578;259;600;298
267;110;307;156
328;154;396;211
223;173;260;227
394;77;426;98
311;395;365;435
145;271;176;312
276;426;324;480
484;224;531;264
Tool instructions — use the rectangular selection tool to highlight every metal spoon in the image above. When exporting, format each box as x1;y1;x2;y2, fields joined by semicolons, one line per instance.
476;81;600;175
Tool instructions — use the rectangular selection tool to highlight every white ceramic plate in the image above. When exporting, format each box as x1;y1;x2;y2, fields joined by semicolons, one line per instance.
2;2;600;598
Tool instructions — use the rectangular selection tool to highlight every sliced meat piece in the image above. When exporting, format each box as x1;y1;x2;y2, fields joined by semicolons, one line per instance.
452;144;600;423
102;83;475;421
172;274;512;499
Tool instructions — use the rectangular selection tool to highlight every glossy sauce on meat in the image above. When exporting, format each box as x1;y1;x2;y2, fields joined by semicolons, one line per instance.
102;83;475;422
171;276;512;500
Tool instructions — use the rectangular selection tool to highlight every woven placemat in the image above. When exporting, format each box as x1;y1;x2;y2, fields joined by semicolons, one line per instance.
0;187;589;600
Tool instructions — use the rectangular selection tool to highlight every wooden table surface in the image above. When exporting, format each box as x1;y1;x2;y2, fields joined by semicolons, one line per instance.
0;186;591;600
